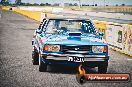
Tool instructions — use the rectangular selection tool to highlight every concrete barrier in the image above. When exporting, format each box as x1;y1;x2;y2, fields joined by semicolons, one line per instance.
1;6;9;10
14;8;41;21
13;7;63;22
106;23;132;56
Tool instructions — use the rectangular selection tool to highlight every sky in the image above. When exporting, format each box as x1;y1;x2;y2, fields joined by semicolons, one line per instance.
1;0;132;5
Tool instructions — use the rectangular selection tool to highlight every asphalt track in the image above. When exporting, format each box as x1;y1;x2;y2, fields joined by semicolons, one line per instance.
58;10;132;24
0;10;132;87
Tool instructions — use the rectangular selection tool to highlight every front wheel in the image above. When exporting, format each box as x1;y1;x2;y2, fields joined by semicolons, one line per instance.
98;65;108;73
98;61;108;73
32;47;39;65
39;54;47;72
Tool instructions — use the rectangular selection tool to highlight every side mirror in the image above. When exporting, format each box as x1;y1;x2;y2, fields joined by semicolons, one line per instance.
98;32;104;39
36;28;42;34
98;32;104;36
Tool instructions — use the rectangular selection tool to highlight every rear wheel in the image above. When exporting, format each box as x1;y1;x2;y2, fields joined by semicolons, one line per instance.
39;54;47;72
32;47;39;65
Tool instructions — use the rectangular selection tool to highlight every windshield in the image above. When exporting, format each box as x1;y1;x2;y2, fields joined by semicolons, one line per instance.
45;19;96;34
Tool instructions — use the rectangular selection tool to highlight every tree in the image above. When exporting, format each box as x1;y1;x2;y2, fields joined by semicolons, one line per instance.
15;0;21;5
74;3;78;6
121;4;125;6
40;3;45;6
25;3;31;6
33;3;39;6
1;0;6;4
45;3;51;6
69;3;73;6
1;0;10;5
116;4;118;6
95;4;97;6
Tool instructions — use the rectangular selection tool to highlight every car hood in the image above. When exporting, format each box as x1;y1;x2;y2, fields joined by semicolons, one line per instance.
41;34;107;46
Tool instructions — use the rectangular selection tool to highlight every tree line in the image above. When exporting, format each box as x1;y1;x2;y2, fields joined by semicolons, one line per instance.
0;0;126;6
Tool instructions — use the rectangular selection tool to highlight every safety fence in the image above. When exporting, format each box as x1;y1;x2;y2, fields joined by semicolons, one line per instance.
1;6;132;56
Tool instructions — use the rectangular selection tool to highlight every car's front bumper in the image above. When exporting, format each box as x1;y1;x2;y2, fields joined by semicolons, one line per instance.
41;53;109;67
46;55;108;61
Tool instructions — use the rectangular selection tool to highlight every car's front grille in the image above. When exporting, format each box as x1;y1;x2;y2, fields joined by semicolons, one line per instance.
62;45;92;53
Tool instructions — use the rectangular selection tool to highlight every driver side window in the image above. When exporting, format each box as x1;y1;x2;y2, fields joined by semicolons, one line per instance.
46;20;55;33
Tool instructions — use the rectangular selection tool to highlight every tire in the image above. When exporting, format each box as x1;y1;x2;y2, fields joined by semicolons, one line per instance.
32;47;39;65
98;61;108;73
39;54;47;72
98;66;107;73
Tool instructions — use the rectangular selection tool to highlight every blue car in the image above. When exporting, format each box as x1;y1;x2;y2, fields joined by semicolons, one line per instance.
32;17;109;73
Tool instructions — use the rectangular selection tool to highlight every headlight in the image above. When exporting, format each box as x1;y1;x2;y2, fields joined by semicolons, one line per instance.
44;44;60;52
92;46;104;53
